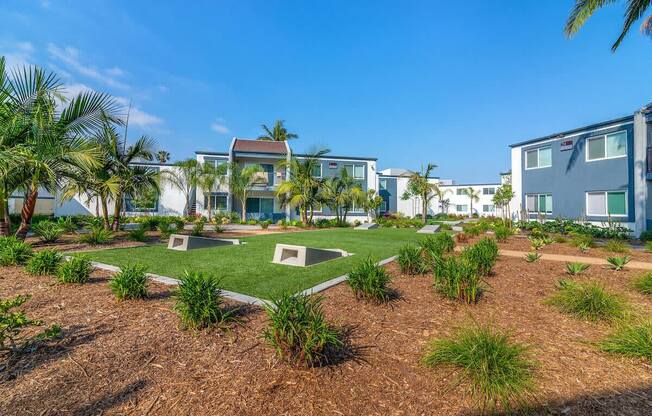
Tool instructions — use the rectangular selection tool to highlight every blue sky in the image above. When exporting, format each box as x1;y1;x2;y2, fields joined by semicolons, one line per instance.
1;1;651;183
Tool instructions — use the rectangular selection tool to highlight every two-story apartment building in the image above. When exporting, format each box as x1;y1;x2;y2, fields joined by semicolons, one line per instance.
509;104;652;236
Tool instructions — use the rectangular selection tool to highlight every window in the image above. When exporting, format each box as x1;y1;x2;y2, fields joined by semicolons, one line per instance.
483;204;495;213
380;200;388;213
525;193;552;214
483;187;495;195
311;163;322;178
379;179;387;190
345;164;365;179
586;191;627;216
204;193;227;212
456;188;467;195
456;204;468;212
525;146;552;169
586;131;627;161
351;201;364;213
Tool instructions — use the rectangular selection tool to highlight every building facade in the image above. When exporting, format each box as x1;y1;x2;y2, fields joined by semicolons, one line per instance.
509;104;652;236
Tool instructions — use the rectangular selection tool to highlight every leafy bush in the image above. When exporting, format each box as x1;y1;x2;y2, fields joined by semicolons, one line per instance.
465;225;481;237
600;322;652;360
347;257;393;303
127;226;148;242
0;236;33;266
57;256;93;284
516;218;630;239
422;324;536;413
565;262;590;276
529;228;547;240
157;221;173;240
569;233;595;249
173;270;235;329
493;225;512;242
462;238;499;276
0;294;61;356
56;216;78;233
25;249;63;276
525;252;541;263
605;239;628;253
607;256;630;271
419;233;455;261
32;221;64;243
646;242;652;252
631;272;652;295
376;213;422;228
77;226;113;245
263;293;342;366
191;220;205;237
109;263;149;300
397;244;426;275
554;235;567;244
639;230;652;242
433;256;485;303
529;238;544;251
545;279;627;322
261;220;271;229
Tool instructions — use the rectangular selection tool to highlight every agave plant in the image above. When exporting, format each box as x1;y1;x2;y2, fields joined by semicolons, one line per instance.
607;256;631;271
525;252;541;263
565;262;590;276
530;238;545;251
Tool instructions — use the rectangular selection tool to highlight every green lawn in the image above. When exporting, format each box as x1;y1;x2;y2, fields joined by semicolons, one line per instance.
81;228;424;300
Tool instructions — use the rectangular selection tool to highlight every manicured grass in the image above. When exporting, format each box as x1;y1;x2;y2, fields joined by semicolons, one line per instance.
80;228;423;299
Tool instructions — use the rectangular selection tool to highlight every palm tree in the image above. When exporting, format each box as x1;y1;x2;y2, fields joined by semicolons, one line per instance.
362;189;384;220
198;162;227;221
228;163;263;222
276;149;328;224
156;150;170;163
0;61;120;238
565;0;652;51
257;120;298;141
493;184;515;221
465;187;481;218
433;186;452;214
320;169;364;225
161;158;200;216
401;163;438;224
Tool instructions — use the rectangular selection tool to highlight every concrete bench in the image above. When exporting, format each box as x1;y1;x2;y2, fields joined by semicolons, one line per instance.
417;224;440;234
355;223;378;230
272;244;351;267
167;234;241;251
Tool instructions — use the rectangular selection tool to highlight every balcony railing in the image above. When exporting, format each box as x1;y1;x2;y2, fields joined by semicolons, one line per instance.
647;147;652;173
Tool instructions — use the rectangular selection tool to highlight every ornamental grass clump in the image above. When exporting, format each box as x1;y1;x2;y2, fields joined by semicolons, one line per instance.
462;238;499;276
607;256;630;271
545;279;627;322
605;239;628;253
57;256;93;284
493;225;512;242
631;272;652;296
173;270;235;329
433;256;485;304
32;221;64;243
25;249;63;276
127;226;147;242
600;321;652;361
419;233;455;265
109;263;149;300
565;262;590;276
347;257;393;303
77;226;113;245
0;237;32;266
263;293;342;367
397;244;426;275
422;324;536;414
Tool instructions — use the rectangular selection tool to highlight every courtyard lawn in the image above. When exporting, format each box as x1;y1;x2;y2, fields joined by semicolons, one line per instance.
80;227;423;299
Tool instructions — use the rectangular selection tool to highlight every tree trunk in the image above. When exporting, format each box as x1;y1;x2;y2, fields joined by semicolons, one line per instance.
422;195;428;224
112;192;123;231
0;187;8;236
101;196;110;229
15;186;38;240
207;193;212;221
308;206;314;225
241;197;247;222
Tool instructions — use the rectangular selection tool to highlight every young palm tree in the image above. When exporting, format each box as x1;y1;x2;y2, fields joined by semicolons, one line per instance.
228;163;264;222
198;162;227;221
465;187;481;217
401;163;438;224
161;158;200;216
433;186;452;214
156;150;170;163
320;169;364;225
565;0;652;51
363;189;384;220
276;149;328;224
257;120;298;141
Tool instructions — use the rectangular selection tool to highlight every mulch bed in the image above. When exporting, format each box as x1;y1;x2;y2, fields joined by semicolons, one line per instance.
1;255;652;415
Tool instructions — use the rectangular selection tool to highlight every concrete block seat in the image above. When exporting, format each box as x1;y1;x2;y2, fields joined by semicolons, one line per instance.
439;220;462;226
272;244;351;267
355;223;378;230
167;234;241;251
417;224;440;234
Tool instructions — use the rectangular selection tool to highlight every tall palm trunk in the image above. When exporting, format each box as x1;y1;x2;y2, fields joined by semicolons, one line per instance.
240;198;247;222
112;190;123;231
0;186;9;236
207;194;212;221
16;186;38;240
100;196;110;229
421;194;428;224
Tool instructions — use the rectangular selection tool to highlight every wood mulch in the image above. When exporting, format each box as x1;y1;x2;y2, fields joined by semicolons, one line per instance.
1;254;652;415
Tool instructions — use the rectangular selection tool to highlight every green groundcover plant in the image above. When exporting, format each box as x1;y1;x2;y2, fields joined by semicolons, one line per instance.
57;256;93;284
109;263;149;300
631;272;652;295
26;249;63;276
1;294;61;357
347;257;393;303
600;321;652;361
173;270;236;329
545;279;627;322
0;236;33;266
433;255;485;304
422;324;537;414
397;244;426;275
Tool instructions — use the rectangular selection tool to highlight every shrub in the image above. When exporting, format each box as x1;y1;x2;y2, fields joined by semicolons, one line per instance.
263;293;342;366
56;216;78;233
157;221;173;240
32;221;64;243
525;252;541;263
646;242;652;252
347;257;392;303
607;256;630;271
433;256;485;303
422;324;536;413
191;220;205;237
57;256;93;284
127;226;148;242
0;294;61;356
600;322;652;361
570;233;595;249
529;238;544;251
545;279;627;322
462;238;499;276
565;262;590;276
493;225;512;242
173;270;235;329
639;230;652;242
261;220;271;230
577;242;591;253
516;218;630;239
0;236;33;266
25;249;63;276
466;225;481;237
554;235;567;244
397;244;426;275
419;233;455;263
605;239;628;253
77;226;113;245
109;263;149;300
529;228;547;239
456;232;469;244
631;272;652;295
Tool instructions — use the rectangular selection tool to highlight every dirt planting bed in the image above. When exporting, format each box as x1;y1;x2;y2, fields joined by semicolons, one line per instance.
1;255;652;415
